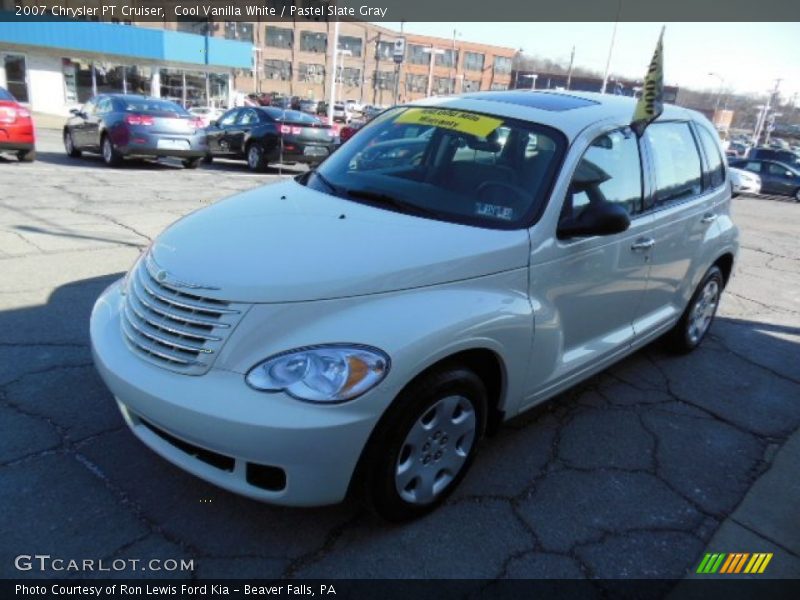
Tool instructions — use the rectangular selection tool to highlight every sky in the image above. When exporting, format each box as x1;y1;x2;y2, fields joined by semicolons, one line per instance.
381;22;800;101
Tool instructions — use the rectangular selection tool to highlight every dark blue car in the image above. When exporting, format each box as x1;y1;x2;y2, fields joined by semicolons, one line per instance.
63;94;208;168
729;158;800;202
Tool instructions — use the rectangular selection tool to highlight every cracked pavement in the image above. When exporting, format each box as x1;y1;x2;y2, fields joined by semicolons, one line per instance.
1;130;799;582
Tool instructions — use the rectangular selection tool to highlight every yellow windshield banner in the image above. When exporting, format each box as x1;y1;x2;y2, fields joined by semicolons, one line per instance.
633;27;665;124
396;108;503;138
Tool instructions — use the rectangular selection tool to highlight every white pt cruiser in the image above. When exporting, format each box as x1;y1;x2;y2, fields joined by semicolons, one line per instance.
91;92;739;521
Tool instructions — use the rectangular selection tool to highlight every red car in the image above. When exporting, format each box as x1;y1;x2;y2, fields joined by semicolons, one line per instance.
0;86;35;162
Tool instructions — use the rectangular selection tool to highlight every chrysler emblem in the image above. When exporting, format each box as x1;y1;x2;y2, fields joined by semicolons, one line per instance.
145;254;220;291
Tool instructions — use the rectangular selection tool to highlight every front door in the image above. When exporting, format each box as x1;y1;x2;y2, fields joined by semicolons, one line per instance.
524;126;653;407
207;108;239;156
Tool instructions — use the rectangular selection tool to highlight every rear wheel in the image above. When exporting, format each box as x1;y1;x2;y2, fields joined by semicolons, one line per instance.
664;265;723;354
794;188;800;202
202;153;213;164
101;135;123;167
64;130;81;157
246;143;266;172
182;157;201;169
360;365;487;521
17;149;35;162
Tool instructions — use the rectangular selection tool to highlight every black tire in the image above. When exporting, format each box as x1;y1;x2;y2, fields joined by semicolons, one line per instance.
360;365;487;522
663;265;724;354
17;149;35;162
182;157;201;169
794;188;800;203
245;142;267;172
101;135;123;167
64;130;81;157
202;153;213;164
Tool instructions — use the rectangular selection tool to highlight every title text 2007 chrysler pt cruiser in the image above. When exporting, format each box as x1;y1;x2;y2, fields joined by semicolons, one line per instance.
91;91;738;520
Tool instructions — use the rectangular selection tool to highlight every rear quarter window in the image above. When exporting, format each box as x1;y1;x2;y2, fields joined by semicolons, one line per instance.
695;124;726;189
644;122;703;205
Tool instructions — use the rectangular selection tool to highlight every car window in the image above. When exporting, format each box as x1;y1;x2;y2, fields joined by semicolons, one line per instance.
121;98;188;115
96;97;113;114
218;109;239;127
82;99;97;116
561;128;643;223
741;161;762;173
644;122;703;205
308;106;566;229
695;125;726;189
238;109;259;126
767;163;792;176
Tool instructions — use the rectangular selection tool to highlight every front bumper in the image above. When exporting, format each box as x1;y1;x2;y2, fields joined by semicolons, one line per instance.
90;281;382;506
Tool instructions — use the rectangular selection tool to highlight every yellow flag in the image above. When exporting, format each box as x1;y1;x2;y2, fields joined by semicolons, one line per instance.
633;27;665;124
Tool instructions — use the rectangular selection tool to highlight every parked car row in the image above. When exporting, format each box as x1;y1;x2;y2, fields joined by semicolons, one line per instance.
62;94;337;171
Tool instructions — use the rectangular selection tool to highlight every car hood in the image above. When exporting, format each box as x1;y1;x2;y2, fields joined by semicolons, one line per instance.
150;180;530;303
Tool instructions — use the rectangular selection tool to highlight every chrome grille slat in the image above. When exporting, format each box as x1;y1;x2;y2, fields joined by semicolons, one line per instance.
120;256;247;375
127;291;222;342
123;303;210;355
130;279;231;330
136;268;239;316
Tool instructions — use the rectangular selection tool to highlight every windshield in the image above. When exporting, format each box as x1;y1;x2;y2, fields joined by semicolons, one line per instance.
306;106;566;228
0;87;15;101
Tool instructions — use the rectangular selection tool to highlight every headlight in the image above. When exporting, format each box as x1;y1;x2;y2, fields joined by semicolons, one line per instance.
245;345;390;403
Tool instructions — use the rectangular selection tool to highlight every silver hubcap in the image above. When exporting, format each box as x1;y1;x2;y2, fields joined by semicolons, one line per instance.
395;395;476;505
687;279;719;344
248;146;260;169
103;139;112;162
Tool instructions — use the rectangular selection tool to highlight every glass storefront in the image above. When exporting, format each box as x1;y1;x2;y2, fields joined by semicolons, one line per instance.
159;68;229;109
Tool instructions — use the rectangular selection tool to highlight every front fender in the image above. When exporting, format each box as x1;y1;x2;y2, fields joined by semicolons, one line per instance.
215;269;534;418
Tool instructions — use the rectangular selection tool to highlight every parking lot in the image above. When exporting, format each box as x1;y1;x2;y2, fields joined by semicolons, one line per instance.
1;128;799;581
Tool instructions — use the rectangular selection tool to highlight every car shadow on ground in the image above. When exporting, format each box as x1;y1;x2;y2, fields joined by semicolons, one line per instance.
2;275;799;578
33;150;188;171
201;157;308;176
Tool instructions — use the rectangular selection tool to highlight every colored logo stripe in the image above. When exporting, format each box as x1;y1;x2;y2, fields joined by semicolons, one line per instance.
697;552;773;574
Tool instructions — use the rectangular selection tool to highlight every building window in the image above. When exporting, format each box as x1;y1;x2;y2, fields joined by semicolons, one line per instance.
376;41;394;61
3;54;28;102
224;22;254;43
298;62;325;83
265;26;294;49
94;64;126;94
338;36;363;58
490;82;508;91
374;70;396;90
435;49;458;68
463;79;481;92
407;44;429;65
494;56;512;74
433;76;455;95
62;59;93;103
264;59;292;81
406;74;428;93
337;67;361;87
159;68;184;104
300;31;327;53
176;17;212;36
464;51;485;72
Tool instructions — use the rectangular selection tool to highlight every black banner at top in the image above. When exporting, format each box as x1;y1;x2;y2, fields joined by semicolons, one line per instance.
4;0;800;22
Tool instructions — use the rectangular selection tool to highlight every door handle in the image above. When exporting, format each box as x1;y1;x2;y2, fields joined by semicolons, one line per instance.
701;213;717;224
630;237;655;252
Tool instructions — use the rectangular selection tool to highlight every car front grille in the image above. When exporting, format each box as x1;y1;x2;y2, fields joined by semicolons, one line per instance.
120;256;246;375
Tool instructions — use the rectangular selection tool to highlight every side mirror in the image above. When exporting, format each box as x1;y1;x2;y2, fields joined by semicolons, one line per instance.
69;108;82;117
209;120;218;127
557;201;631;239
785;171;794;178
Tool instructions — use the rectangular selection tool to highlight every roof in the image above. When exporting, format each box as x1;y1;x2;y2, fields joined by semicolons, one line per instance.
411;91;698;141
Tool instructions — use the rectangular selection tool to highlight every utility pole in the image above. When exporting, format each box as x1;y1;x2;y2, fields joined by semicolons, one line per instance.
393;21;404;104
600;1;622;94
565;46;575;90
327;19;340;124
373;32;381;106
752;78;781;147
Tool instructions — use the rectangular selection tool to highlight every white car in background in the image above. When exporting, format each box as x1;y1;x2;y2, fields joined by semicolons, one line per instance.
188;106;224;128
332;103;353;123
729;166;761;196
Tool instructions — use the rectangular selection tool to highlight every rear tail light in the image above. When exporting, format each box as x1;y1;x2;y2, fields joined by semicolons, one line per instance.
0;107;15;123
188;117;205;129
291;126;302;135
125;114;154;126
279;125;291;135
16;107;31;119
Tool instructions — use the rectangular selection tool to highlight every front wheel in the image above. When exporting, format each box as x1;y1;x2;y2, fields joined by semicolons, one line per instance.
360;365;487;521
64;130;81;157
202;153;213;164
182;157;201;169
101;135;123;167
17;149;35;162
664;265;723;354
794;188;800;203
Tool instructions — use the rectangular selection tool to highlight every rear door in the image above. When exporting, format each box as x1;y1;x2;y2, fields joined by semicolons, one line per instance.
207;108;239;156
72;98;96;148
90;96;114;149
762;161;797;195
230;108;260;155
631;121;723;343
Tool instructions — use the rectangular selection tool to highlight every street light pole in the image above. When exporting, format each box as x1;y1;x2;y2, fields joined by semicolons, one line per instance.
566;46;575;90
600;0;622;94
327;19;340;124
423;46;445;97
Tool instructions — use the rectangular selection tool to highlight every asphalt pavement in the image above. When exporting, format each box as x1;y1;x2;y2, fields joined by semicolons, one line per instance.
1;127;798;583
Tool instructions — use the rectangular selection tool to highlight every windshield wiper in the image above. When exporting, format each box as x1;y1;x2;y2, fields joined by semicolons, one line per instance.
345;189;441;218
311;171;345;196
